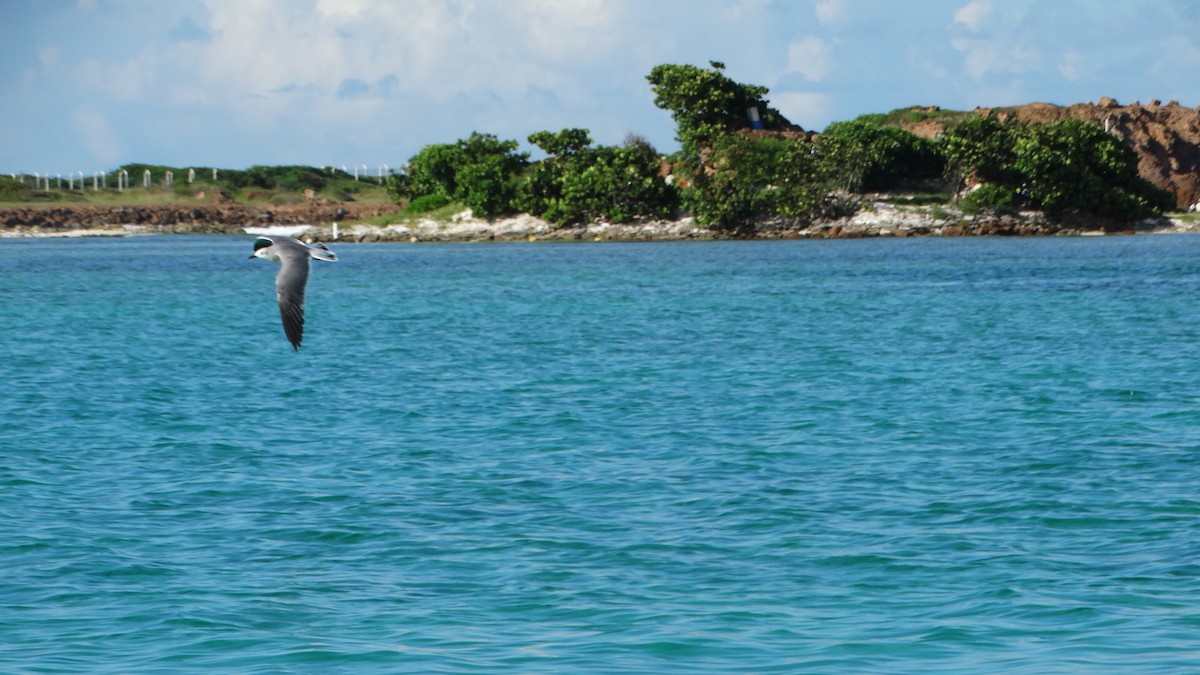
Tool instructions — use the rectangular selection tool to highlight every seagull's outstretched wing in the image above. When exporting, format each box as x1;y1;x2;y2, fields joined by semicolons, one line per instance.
275;249;311;351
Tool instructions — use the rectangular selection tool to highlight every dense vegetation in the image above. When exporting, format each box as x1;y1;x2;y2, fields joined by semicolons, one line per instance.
940;116;1174;219
387;129;678;224
7;61;1175;229
385;61;1173;230
518;129;678;225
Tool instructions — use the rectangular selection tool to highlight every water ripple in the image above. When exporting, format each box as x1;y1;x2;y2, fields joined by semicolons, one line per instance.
2;236;1200;671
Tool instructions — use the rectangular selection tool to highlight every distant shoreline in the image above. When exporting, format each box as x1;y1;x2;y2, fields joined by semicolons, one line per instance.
1;201;1196;241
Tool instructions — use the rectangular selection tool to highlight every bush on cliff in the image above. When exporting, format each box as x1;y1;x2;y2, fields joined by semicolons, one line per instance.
1012;119;1174;220
941;116;1174;220
939;116;1022;198
817;118;945;192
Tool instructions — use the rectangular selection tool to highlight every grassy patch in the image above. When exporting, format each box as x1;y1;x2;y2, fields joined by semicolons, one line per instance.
875;106;977;129
55;188;185;206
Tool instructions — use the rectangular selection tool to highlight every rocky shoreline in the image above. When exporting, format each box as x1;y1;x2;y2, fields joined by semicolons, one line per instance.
1;201;1196;241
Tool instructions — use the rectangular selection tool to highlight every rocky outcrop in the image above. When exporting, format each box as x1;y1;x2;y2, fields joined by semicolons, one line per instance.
0;202;403;236
297;204;1190;242
902;99;1200;209
4;200;1195;240
304;214;713;243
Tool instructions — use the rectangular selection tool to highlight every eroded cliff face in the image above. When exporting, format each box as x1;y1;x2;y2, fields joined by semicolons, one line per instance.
905;99;1200;209
0;202;404;234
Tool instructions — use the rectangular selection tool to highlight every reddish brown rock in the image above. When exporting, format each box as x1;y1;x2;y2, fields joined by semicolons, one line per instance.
0;202;404;234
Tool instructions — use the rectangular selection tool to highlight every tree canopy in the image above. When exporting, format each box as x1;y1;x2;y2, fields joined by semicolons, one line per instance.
646;61;794;151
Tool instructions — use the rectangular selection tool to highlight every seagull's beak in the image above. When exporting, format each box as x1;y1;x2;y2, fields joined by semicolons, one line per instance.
248;254;257;259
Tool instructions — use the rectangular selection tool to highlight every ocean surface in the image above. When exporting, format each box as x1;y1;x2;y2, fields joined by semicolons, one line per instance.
2;233;1199;672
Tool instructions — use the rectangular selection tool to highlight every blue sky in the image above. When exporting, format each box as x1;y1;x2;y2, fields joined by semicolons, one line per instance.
3;0;1199;174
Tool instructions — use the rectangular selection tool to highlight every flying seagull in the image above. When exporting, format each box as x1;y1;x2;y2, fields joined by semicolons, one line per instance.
250;235;338;350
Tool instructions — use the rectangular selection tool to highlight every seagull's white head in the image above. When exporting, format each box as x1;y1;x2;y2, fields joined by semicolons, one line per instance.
250;237;280;262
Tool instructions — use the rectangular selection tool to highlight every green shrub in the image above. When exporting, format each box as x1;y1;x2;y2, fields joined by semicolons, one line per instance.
944;116;1174;220
389;132;528;217
1011;119;1174;219
405;193;452;214
817;118;944;192
0;176;29;201
962;183;1018;213
517;128;678;226
680;133;824;231
269;193;304;206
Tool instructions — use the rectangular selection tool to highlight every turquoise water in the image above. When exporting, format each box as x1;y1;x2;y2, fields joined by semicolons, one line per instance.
2;234;1199;672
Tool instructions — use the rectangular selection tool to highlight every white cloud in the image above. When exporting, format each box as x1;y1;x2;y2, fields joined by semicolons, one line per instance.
1059;51;1084;81
37;47;61;69
953;36;1040;81
79;54;155;100
786;37;832;81
71;107;122;166
960;42;999;79
953;0;992;32
772;91;833;130
815;0;844;25
314;0;373;19
180;0;630;127
512;0;619;59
